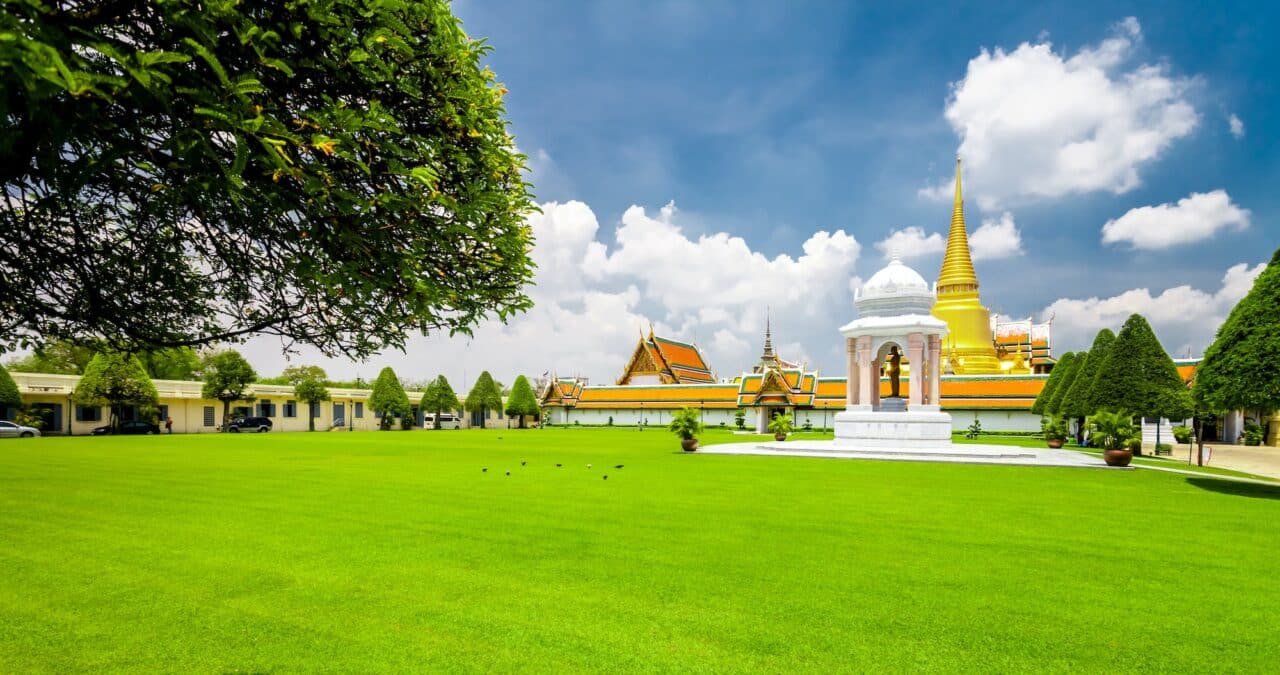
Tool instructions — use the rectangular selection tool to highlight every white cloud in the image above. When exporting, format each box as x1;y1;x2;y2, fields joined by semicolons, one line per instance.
1101;190;1250;250
1228;113;1245;139
242;200;862;387
875;227;945;259
924;17;1198;208
969;212;1024;261
1041;261;1265;357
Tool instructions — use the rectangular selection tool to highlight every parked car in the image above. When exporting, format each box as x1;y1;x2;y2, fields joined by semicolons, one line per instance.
0;421;41;438
423;413;462;429
91;420;161;435
228;416;272;433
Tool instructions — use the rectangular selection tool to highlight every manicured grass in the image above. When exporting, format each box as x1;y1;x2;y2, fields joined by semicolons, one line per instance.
2;429;1278;672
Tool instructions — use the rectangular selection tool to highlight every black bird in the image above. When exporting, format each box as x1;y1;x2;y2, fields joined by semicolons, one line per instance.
603;475;608;480
482;468;488;473
521;461;527;466
614;464;624;469
505;470;510;476
555;463;562;468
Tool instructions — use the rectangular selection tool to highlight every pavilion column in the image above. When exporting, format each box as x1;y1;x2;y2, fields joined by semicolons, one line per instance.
907;333;924;408
857;336;874;408
846;337;858;406
928;334;942;406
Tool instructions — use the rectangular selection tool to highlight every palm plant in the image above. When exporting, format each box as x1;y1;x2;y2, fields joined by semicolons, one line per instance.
767;413;794;438
1088;410;1137;451
668;407;703;441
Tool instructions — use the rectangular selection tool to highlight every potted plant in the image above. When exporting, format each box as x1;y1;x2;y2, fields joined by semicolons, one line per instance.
768;413;794;442
1041;415;1069;449
668;407;703;452
1089;409;1137;467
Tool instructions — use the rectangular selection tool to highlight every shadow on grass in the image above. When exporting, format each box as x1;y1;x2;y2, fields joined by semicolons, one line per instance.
1186;476;1280;500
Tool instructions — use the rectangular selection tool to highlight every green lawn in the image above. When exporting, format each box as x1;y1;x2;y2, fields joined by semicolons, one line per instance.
2;429;1278;672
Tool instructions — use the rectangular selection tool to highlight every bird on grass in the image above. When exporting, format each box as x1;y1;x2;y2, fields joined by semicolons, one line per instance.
521;461;527;466
587;463;592;469
603;475;608;480
482;468;488;473
555;463;562;468
505;470;510;476
614;464;624;469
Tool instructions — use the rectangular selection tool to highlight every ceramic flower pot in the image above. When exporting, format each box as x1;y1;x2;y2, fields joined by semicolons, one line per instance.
1103;449;1133;467
681;438;698;452
1047;438;1065;449
774;433;787;442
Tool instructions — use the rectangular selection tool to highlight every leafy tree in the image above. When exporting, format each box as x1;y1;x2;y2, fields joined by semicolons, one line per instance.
0;363;22;419
285;366;331;432
464;371;503;429
369;367;411;430
1046;352;1082;417
139;347;202;381
420;376;462;430
73;353;159;431
200;350;257;431
1061;329;1115;421
4;340;93;374
1030;352;1074;416
0;1;534;357
1195;247;1280;415
504;375;539;429
1093;314;1194;451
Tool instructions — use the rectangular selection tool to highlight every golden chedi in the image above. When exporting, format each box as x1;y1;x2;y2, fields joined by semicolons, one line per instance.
931;158;1002;374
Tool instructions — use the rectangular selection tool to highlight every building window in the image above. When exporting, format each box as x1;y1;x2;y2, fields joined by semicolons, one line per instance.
75;406;102;422
354;402;364;419
257;401;276;418
310;402;320;418
333;403;345;422
203;406;215;427
283;400;297;418
158;405;169;422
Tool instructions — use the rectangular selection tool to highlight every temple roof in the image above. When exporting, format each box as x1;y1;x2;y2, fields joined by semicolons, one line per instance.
617;329;715;385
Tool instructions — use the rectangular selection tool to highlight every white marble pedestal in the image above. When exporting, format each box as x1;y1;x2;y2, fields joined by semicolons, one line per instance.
833;405;953;450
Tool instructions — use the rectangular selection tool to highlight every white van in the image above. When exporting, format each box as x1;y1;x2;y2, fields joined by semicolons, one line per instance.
423;413;462;429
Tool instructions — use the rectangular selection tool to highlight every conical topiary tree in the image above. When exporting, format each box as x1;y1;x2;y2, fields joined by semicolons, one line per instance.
1194;247;1280;418
1093;313;1194;452
420;375;461;430
1061;329;1116;422
464;371;503;429
0;363;22;420
1030;352;1074;416
369;366;410;430
74;352;159;431
1046;351;1082;416
504;375;539;429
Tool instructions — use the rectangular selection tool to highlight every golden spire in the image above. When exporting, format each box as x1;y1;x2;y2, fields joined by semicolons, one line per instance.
937;157;979;291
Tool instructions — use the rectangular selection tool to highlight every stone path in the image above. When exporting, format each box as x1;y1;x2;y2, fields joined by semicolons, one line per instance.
699;441;1119;469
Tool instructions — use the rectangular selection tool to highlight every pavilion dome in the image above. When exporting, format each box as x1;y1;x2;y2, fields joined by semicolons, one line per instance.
855;257;935;317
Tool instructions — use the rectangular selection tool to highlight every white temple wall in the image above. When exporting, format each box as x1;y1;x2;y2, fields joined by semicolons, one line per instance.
947;409;1042;433
558;407;738;428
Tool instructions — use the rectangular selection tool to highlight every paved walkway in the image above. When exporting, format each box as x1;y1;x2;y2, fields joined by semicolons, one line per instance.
1151;443;1280;480
700;441;1118;469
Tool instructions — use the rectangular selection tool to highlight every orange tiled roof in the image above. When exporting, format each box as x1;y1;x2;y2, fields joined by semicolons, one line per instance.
653;337;715;383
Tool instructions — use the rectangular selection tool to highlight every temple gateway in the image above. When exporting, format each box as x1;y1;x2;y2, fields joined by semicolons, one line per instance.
540;160;1199;434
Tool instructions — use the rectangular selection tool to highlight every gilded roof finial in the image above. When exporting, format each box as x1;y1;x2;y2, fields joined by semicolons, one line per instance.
761;307;775;360
937;155;979;291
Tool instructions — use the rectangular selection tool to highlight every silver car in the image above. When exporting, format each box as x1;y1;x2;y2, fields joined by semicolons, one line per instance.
0;421;41;438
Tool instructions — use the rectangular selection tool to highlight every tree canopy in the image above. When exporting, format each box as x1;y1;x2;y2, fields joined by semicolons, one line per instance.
1194;247;1280;413
464;371;503;429
504;375;539;428
199;350;257;430
4;340;94;374
139;348;202;380
1060;329;1115;419
1094;314;1193;422
0;1;535;358
0;363;22;412
369;367;410;430
1046;353;1081;416
285;365;330;431
420;375;461;430
1030;351;1073;416
73;352;159;429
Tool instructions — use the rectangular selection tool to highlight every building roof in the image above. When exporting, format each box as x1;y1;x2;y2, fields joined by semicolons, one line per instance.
617;330;715;385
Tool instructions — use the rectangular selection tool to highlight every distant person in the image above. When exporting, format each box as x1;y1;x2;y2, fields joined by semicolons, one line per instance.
165;416;173;434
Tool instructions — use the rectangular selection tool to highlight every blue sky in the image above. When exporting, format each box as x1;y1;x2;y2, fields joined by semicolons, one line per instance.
249;1;1279;385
